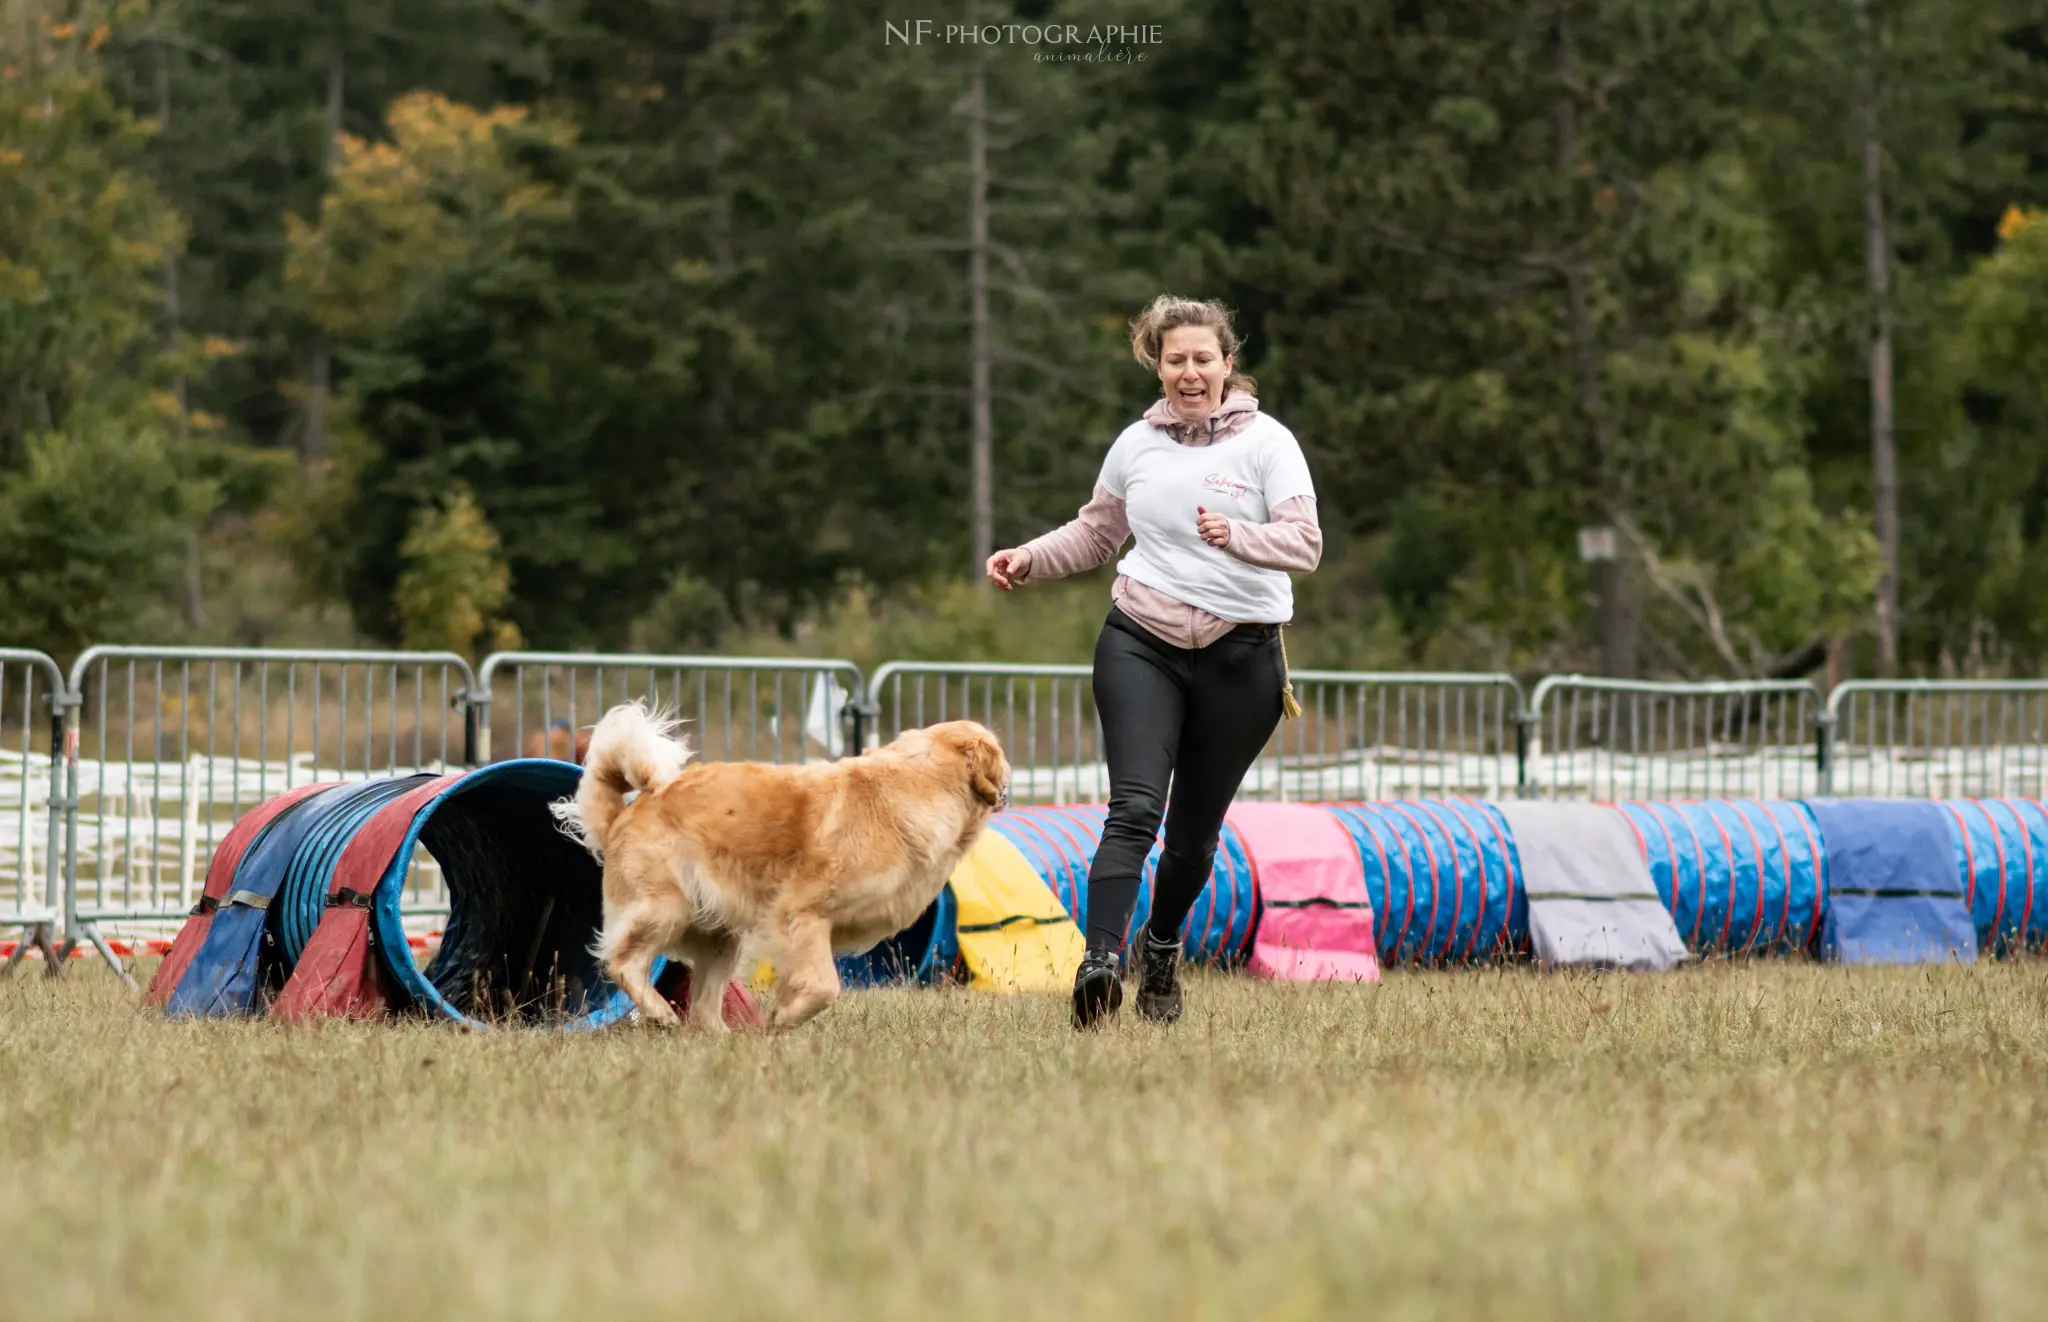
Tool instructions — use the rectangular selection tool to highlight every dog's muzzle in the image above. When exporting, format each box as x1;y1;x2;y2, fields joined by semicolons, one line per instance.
997;781;1011;811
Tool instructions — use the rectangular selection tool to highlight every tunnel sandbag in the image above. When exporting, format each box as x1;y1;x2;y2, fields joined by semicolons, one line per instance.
1320;800;1522;965
165;780;419;1018
948;831;1086;992
1938;799;2048;955
1807;798;1975;964
272;772;462;1021
834;884;959;988
149;780;338;1006
1494;802;1687;971
1225;801;1378;982
985;805;1259;965
1610;800;1826;956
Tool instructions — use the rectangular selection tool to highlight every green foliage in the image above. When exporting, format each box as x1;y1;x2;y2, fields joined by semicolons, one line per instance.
284;93;572;343
1903;206;2048;666
0;0;183;458
2;0;2046;676
0;416;210;654
0;0;215;653
685;572;1121;677
393;484;520;658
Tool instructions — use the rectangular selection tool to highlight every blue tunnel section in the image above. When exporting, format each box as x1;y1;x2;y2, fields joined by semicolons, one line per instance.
1610;800;1827;957
1937;798;2048;955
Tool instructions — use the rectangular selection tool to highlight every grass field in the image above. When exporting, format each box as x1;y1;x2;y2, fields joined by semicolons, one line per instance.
5;959;2047;1321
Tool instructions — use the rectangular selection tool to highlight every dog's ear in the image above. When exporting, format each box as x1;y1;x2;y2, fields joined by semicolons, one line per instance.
960;729;1008;809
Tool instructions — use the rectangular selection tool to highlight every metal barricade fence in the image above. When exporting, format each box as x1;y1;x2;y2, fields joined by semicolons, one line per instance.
0;649;67;972
1525;676;1824;802
864;662;1100;803
473;652;868;766
862;661;1525;804
37;637;2048;982
1820;680;2048;799
1267;670;1524;800
63;647;477;965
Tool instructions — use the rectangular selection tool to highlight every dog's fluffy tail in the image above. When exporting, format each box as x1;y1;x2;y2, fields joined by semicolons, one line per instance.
550;700;691;859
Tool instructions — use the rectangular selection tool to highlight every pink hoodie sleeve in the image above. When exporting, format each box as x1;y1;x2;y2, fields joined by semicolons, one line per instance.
1224;496;1322;573
1020;485;1130;580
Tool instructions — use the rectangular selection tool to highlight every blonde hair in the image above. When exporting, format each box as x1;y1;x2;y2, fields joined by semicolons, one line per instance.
1129;294;1257;398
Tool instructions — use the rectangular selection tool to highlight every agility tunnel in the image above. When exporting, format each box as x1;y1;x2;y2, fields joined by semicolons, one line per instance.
855;795;2005;983
149;760;762;1029
153;782;2025;1030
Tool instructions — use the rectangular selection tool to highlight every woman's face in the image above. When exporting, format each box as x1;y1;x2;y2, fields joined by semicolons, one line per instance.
1158;326;1232;422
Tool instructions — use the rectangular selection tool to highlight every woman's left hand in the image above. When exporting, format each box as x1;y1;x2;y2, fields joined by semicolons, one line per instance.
1196;506;1232;549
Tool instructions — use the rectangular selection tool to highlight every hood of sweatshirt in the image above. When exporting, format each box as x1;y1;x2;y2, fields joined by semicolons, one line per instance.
1143;390;1259;446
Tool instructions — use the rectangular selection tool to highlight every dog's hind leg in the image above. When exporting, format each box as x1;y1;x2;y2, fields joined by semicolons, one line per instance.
683;936;741;1034
764;911;842;1031
600;900;684;1028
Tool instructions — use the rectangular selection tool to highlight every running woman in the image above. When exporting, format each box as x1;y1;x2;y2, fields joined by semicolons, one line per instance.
985;294;1322;1028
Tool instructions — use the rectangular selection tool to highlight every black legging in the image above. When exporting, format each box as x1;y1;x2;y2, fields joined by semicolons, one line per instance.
1084;606;1286;954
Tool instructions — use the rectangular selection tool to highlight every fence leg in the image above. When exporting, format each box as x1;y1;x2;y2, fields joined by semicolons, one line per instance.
462;690;490;768
3;688;76;981
50;685;134;989
840;694;874;759
2;920;63;979
1815;710;1835;798
78;923;137;990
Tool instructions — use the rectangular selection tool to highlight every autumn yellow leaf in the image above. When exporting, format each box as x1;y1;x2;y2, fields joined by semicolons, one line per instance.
287;91;571;343
1997;204;2039;242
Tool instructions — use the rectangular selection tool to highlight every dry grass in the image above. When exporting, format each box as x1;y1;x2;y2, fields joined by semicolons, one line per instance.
5;959;2048;1321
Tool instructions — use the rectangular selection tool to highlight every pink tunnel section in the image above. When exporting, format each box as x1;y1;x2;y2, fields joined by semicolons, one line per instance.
1225;801;1380;983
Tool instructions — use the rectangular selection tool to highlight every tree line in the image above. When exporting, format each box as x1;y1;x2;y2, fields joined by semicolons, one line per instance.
2;0;2044;681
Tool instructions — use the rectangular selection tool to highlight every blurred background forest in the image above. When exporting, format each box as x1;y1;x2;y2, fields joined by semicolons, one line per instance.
2;0;2045;682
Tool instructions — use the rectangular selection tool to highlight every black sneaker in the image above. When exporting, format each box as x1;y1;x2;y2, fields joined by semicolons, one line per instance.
1071;949;1123;1029
1136;931;1183;1024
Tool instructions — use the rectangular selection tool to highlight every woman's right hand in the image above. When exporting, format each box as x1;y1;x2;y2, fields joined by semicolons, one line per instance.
986;547;1032;590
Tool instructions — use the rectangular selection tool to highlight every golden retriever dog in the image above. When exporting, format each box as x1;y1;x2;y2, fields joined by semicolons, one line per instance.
551;700;1010;1032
